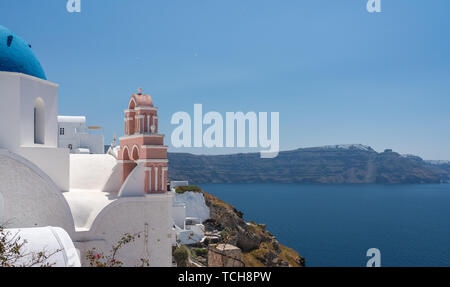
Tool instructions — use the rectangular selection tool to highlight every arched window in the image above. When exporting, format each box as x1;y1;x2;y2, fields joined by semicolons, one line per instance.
129;98;136;110
122;146;130;160
131;145;140;161
34;98;45;144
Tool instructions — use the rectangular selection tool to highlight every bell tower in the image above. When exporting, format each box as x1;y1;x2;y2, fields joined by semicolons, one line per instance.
118;88;168;194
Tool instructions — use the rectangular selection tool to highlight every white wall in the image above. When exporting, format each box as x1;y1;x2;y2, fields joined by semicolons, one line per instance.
18;146;70;192
102;163;122;193
79;133;104;154
0;73;69;192
64;189;115;230
73;194;174;267
0;73;21;151
174;192;210;223
58;117;85;151
70;154;120;192
19;74;59;148
172;203;186;228
0;72;59;150
118;163;146;197
0;150;74;232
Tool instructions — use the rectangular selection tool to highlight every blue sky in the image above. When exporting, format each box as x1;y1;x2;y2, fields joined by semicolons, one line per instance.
1;0;450;159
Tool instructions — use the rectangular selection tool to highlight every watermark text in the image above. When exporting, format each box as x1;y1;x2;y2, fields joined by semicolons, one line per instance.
171;104;279;158
367;0;382;13
366;248;381;267
67;0;81;13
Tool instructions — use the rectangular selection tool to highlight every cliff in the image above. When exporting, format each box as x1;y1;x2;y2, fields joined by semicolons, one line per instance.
168;145;450;184
201;190;305;267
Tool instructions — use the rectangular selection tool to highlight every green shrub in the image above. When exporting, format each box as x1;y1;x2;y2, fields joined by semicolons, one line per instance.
173;246;190;267
219;227;232;241
175;185;202;194
192;248;208;257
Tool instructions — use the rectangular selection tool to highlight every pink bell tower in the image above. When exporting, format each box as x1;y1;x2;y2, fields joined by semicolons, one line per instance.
118;88;168;194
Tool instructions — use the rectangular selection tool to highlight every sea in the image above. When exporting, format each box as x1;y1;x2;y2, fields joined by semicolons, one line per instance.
199;183;450;267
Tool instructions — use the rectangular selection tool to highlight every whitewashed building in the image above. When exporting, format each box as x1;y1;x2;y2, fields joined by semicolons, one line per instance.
170;182;209;245
57;116;104;154
0;25;174;267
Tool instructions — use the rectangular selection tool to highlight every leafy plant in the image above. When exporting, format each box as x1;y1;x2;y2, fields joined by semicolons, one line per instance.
192;247;208;257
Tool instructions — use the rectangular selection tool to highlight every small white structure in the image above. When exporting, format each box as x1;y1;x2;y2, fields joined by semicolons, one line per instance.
174;191;210;224
185;217;205;240
57;116;104;154
3;227;81;267
173;202;187;229
171;187;210;245
174;225;204;245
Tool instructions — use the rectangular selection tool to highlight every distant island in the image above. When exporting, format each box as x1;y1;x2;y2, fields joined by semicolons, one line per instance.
167;144;450;184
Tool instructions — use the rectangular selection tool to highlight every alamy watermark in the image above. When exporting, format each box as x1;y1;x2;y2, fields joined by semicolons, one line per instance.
67;1;381;14
67;0;81;13
170;104;280;159
366;248;381;267
367;0;382;13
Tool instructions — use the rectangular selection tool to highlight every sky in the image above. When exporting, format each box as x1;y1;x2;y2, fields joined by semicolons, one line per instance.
1;0;450;160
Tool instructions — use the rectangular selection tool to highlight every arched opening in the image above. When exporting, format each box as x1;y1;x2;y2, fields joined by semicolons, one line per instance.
129;98;136;110
34;98;45;144
122;146;130;161
131;145;140;161
122;146;138;182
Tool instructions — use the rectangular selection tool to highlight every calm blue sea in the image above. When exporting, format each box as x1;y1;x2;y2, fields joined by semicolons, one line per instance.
199;183;450;267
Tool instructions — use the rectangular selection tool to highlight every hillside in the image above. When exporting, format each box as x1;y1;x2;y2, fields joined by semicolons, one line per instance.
168;145;450;184
201;190;305;267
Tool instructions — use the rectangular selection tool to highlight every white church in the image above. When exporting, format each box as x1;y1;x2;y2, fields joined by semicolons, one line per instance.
0;25;186;267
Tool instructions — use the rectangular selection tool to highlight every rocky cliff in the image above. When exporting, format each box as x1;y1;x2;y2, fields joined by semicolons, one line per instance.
201;191;305;267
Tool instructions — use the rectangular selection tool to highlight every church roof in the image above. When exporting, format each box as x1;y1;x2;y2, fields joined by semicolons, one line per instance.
0;25;46;80
130;92;154;108
57;116;87;124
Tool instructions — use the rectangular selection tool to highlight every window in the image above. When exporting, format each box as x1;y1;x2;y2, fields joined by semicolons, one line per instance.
34;98;45;144
60;128;65;135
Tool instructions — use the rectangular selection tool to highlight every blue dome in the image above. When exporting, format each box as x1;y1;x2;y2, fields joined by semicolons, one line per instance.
0;25;46;80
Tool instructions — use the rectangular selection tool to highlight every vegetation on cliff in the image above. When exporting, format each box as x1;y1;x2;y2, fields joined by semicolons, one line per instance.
175;185;202;194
